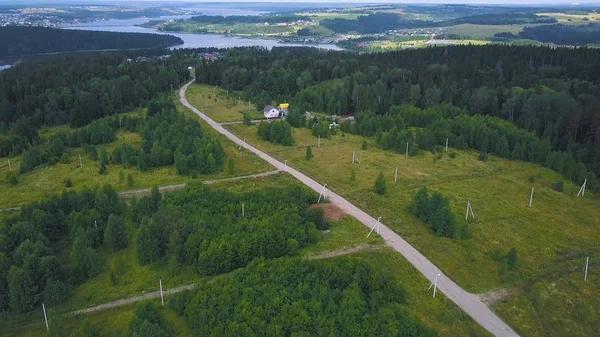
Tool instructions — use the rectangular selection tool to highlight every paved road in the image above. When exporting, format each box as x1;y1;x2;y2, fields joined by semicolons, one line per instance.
181;80;519;337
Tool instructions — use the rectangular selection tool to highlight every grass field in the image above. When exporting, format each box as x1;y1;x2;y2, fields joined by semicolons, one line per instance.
447;24;531;39
0;100;272;209
223;123;600;337
184;84;249;123
308;13;363;22
539;12;600;26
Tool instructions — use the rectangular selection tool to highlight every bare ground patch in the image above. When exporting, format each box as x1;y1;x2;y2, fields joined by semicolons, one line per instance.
476;288;509;307
308;244;384;260
309;203;348;222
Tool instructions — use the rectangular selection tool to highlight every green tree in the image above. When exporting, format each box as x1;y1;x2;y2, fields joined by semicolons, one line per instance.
44;278;70;306
6;171;18;185
361;138;368;150
8;266;37;313
137;220;161;265
410;187;429;218
104;215;127;252
243;112;251;126
305;145;313;160
374;172;387;195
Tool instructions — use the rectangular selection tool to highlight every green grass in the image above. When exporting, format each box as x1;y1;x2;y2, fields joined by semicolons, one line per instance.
539;12;600;26
447;24;531;39
308;13;362;22
0;104;272;209
223;123;600;337
185;83;249;123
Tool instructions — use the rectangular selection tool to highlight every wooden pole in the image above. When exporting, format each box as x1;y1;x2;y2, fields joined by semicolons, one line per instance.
445;138;448;152
242;203;245;217
160;279;164;306
529;187;534;207
405;142;409;157
42;303;49;331
394;167;398;183
7;159;11;171
585;256;589;281
318;135;320;148
79;154;83;170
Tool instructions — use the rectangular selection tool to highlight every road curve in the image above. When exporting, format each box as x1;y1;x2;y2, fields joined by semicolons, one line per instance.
180;80;519;337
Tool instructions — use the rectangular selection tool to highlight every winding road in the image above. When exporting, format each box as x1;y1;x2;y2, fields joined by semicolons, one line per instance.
180;80;519;337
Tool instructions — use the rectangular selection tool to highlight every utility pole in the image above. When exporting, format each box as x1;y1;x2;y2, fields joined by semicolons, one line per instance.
577;179;587;198
405;142;409;157
445;138;448;152
428;274;441;298
7;159;11;171
394;167;398;183
352;151;360;164
160;279;164;306
367;216;382;238
317;183;327;203
242;203;245;217
529;187;534;207
585;256;589;281
465;201;475;220
284;160;287;172
79;154;83;171
42;303;49;331
238;138;246;150
318;135;321;148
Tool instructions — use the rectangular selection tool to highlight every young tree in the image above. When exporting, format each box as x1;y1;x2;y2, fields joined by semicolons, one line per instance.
374;172;387;195
410;187;429;218
361;138;368;150
243;112;252;126
104;215;127;252
305;145;313;161
506;248;518;271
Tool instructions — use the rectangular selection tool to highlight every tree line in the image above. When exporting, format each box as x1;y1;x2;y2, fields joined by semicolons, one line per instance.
194;46;600;190
495;23;600;45
0;50;189;157
0;26;183;59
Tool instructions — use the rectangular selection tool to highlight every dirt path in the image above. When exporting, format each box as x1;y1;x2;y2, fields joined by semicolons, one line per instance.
181;80;519;337
69;284;196;315
309;244;384;260
118;169;280;198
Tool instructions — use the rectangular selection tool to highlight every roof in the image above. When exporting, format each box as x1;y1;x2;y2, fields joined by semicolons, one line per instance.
264;105;275;113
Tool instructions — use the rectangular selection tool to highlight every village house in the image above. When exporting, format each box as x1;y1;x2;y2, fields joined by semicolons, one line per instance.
263;103;289;119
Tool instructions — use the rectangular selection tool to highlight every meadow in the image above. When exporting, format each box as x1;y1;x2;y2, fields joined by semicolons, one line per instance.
224;122;599;337
5;171;492;337
539;12;600;26
0;101;271;209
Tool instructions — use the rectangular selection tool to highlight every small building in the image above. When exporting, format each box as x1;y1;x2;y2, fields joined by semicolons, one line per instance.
264;105;282;119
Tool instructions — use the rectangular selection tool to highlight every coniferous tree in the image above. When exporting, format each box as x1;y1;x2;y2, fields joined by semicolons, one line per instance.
305;146;313;160
374;172;387;195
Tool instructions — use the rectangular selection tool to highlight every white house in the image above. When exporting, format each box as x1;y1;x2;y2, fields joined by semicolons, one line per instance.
264;105;283;119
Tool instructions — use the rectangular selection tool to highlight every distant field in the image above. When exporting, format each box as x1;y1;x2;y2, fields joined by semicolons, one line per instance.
448;23;531;39
539;12;600;26
224;122;600;337
307;13;362;22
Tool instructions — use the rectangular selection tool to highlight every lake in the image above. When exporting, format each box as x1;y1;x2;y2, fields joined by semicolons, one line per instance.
66;16;343;51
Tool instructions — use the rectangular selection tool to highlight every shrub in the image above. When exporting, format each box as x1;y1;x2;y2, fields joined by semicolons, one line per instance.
374;172;387;195
127;174;135;188
243;113;251;126
6;171;18;185
478;152;489;161
361;138;368;150
506;248;518;271
305;146;313;160
552;180;564;192
529;175;536;183
60;153;71;164
305;207;329;230
227;158;235;174
449;151;456;158
64;179;73;188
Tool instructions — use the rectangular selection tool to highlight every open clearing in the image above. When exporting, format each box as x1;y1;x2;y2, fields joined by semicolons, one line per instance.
539;12;600;26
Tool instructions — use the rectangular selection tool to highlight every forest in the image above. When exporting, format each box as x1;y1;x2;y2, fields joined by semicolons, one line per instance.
0;179;321;314
180;257;437;337
0;50;189;157
195;46;600;191
495;23;600;45
0;26;183;59
442;12;557;26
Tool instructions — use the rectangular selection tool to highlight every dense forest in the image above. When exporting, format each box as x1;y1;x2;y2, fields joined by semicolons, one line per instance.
179;257;437;337
0;179;320;314
0;50;189;157
195;46;600;191
0;26;183;59
442;12;556;26
495;23;600;45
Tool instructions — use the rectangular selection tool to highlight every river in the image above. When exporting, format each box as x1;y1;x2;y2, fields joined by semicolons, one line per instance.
65;16;343;51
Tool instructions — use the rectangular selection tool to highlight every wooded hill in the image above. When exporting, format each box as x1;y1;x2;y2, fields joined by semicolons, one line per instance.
0;26;183;59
